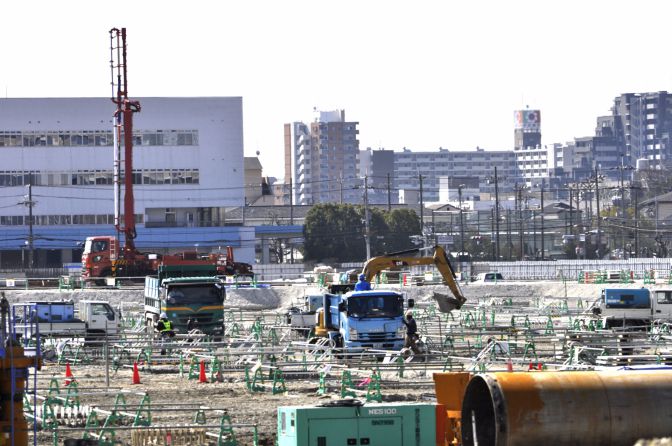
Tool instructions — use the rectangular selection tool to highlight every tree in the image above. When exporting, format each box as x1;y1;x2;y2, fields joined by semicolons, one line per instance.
383;209;421;253
303;205;422;262
303;204;365;262
366;207;389;256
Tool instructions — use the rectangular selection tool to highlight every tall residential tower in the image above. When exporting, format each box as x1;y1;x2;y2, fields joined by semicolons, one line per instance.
285;110;360;205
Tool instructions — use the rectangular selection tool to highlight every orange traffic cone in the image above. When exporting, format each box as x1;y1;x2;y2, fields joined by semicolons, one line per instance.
198;360;208;383
506;359;513;372
64;362;74;386
132;361;141;385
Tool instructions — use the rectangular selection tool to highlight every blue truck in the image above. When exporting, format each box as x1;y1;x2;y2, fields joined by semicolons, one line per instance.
312;246;467;351
316;290;411;351
593;288;672;328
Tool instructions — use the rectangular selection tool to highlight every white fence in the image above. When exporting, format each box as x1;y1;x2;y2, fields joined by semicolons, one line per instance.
469;258;672;281
1;259;670;284
253;258;672;282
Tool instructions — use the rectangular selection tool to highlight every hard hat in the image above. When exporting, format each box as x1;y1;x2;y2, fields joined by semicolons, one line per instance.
358;273;366;280
160;312;167;319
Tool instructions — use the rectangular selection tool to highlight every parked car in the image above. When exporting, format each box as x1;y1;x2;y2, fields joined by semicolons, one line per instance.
474;272;504;283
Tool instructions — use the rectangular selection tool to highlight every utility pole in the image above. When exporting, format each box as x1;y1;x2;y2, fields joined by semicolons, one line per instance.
634;185;639;257
594;167;601;259
620;154;626;257
28;181;34;268
364;175;371;260
540;178;545;260
289;178;294;225
490;208;496;261
516;183;524;260
387;173;391;212
506;208;512;260
289;178;294;263
339;173;343;204
458;184;465;255
18;177;35;269
419;174;424;245
532;208;537;259
493;167;500;260
569;186;574;257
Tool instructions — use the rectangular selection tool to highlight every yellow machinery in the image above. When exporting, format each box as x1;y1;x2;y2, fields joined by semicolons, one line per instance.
361;245;467;312
314;309;328;338
434;370;672;446
433;372;472;445
314;246;467;339
0;293;41;446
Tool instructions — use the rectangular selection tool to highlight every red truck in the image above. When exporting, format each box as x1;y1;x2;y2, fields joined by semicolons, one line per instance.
81;238;253;283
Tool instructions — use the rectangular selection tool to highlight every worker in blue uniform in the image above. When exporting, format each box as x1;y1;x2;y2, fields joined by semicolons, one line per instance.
354;273;372;291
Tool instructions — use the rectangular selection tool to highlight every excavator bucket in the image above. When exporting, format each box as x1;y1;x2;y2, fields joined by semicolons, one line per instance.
433;292;464;313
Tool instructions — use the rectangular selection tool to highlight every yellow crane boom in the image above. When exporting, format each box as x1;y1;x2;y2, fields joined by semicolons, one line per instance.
362;245;466;312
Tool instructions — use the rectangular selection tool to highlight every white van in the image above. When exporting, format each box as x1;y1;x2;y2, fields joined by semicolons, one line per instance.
474;272;504;283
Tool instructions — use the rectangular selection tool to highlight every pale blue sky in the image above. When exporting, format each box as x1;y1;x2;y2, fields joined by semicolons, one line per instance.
2;1;670;179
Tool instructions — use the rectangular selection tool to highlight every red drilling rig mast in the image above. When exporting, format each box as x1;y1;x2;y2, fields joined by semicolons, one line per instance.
110;27;141;257
81;28;253;283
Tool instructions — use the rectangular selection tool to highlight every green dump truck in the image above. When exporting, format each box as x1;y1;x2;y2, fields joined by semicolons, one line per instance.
144;263;226;336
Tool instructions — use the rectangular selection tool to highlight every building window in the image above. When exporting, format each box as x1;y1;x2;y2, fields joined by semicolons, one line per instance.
0;129;197;148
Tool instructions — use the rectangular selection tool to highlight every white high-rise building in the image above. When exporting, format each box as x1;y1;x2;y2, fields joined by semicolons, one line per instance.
284;110;360;205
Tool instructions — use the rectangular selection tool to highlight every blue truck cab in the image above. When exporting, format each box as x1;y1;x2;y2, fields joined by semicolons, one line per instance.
322;290;410;351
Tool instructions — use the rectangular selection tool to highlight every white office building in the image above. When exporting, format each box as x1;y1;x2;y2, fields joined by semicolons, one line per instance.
0;97;254;266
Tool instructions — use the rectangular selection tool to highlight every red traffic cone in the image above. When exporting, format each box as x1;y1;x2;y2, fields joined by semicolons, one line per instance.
528;361;534;371
216;370;224;383
199;360;208;383
132;361;141;385
506;359;513;372
64;362;74;386
537;362;543;371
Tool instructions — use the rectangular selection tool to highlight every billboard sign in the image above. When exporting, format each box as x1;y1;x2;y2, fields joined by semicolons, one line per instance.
514;110;541;131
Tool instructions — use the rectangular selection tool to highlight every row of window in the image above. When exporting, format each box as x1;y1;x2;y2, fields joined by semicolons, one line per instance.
0;130;199;147
397;155;515;161
0;169;200;187
0;214;142;226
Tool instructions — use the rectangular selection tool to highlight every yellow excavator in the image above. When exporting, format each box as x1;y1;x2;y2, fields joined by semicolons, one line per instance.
362;245;466;313
327;245;467;313
315;246;466;341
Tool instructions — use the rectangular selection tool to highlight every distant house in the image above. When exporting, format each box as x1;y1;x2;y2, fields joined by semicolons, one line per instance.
640;191;672;222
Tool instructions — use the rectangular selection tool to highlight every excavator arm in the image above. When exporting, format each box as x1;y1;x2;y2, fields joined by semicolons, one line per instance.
362;246;467;312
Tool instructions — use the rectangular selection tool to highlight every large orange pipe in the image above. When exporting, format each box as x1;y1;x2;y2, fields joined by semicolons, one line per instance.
461;371;672;446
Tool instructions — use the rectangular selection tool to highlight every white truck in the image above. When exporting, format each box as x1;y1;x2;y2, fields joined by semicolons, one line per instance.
285;295;324;335
13;300;120;339
593;288;672;328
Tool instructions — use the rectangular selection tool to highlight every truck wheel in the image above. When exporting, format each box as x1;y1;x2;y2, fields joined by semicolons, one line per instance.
332;336;345;360
95;269;113;286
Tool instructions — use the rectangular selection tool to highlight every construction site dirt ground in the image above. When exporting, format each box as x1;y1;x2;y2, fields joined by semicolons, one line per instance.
34;360;433;445
7;280;671;445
